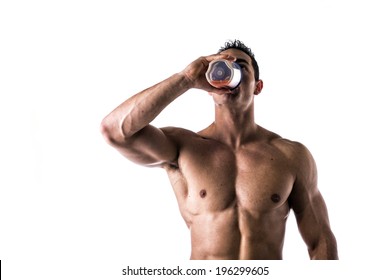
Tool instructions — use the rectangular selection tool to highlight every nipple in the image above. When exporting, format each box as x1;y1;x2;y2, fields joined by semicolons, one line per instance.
271;193;280;203
199;189;207;198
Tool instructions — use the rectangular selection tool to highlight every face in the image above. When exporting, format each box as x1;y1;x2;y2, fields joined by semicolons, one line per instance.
212;49;263;109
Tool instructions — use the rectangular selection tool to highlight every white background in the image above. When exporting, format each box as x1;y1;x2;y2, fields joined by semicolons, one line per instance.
1;0;389;279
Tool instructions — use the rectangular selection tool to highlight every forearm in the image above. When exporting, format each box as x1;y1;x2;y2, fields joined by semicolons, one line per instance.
101;72;191;142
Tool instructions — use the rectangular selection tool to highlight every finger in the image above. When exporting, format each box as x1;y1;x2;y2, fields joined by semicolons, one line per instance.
205;53;236;62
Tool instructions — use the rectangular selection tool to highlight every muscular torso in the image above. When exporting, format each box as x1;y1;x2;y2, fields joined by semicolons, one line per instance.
163;126;297;260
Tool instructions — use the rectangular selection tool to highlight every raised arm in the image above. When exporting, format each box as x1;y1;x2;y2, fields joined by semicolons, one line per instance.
289;143;338;260
100;54;234;167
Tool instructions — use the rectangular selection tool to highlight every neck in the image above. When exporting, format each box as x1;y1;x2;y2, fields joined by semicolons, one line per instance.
212;103;258;148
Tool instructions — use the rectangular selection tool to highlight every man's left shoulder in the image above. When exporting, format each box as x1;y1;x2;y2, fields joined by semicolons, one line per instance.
256;126;314;160
271;137;314;162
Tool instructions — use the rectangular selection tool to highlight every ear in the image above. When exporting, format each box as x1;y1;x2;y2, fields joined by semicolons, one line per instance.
254;80;263;95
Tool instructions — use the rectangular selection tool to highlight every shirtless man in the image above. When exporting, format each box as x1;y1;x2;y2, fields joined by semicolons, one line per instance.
100;40;338;260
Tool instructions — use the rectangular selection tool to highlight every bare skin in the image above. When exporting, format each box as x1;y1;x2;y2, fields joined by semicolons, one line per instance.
101;48;338;260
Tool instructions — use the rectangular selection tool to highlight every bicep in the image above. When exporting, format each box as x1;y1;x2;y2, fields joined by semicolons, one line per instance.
289;144;332;250
291;189;331;242
112;125;179;167
291;188;336;258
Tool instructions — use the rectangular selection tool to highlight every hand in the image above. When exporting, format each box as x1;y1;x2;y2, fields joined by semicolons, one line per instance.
180;53;236;95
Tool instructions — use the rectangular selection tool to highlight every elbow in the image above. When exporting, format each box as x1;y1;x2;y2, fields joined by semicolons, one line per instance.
309;231;339;260
100;116;125;146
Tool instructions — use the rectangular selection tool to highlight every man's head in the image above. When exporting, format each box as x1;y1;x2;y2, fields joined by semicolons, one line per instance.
218;39;260;81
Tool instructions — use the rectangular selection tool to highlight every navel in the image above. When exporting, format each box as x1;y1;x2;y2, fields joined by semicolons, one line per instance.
271;193;281;203
199;189;207;198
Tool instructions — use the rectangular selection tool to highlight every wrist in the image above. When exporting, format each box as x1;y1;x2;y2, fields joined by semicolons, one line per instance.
176;71;194;90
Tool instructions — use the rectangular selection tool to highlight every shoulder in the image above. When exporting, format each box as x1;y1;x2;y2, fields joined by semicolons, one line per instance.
253;126;315;172
161;126;201;137
274;139;319;212
271;136;314;163
161;126;205;145
267;133;317;180
276;138;318;195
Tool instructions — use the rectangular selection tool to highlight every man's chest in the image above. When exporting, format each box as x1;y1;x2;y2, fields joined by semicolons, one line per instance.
170;140;295;214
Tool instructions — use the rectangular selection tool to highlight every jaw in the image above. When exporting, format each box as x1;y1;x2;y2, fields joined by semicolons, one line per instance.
213;86;240;103
213;87;255;108
211;89;260;123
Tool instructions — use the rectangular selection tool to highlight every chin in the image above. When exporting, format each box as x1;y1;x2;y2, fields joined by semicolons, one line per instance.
231;87;240;95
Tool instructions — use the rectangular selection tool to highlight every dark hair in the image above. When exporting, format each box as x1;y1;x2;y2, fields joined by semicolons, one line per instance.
218;39;260;81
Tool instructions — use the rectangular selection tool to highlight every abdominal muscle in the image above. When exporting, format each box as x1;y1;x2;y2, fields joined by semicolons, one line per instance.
188;202;289;260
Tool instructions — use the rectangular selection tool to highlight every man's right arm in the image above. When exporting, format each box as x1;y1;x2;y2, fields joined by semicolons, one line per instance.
100;54;235;167
100;73;190;167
